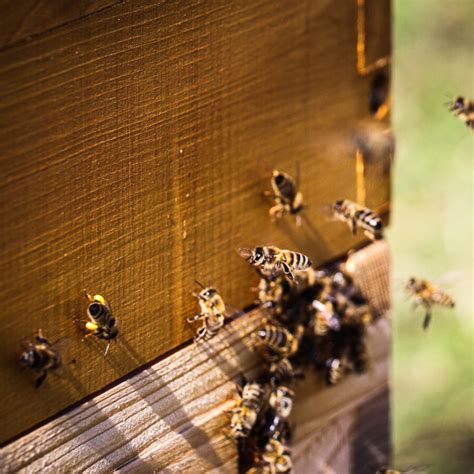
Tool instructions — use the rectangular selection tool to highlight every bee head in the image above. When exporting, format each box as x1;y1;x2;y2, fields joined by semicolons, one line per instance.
405;277;417;291
198;287;217;301
87;302;103;319
453;96;465;110
252;246;266;265
273;170;285;186
333;199;344;212
19;348;36;367
448;96;464;112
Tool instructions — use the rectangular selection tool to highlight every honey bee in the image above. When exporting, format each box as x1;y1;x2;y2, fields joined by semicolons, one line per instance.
239;246;312;280
257;276;289;314
264;169;304;226
261;439;293;473
448;96;474;129
255;385;294;449
82;290;118;355
405;277;455;330
227;381;265;439
19;330;63;387
332;199;383;240
326;357;347;385
268;358;304;387
311;299;341;335
252;323;300;361
187;281;226;342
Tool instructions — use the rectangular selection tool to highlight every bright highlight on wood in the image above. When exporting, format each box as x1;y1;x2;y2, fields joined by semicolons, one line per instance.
356;0;391;76
356;148;366;207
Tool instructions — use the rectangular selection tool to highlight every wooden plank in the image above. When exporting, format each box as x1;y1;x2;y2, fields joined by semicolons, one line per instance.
0;0;392;441
0;0;121;50
0;241;390;471
352;388;391;473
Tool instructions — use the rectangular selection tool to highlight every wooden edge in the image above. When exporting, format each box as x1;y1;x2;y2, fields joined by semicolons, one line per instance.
0;241;390;473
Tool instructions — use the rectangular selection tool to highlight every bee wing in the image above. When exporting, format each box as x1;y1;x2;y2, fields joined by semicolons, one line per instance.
433;269;466;288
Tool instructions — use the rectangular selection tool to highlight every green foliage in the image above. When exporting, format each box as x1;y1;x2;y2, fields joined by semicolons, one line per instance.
389;1;474;472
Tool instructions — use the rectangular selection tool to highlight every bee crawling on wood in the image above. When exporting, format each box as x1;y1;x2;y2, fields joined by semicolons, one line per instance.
239;246;312;281
255;385;294;448
405;277;455;330
325;357;351;385
187;281;227;342
81;290;118;356
447;96;474;129
19;330;64;388
264;168;304;226
227;381;266;440
252;323;301;361
331;199;383;240
268;358;304;387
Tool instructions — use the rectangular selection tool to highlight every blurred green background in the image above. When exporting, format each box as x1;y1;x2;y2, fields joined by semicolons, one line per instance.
389;1;473;473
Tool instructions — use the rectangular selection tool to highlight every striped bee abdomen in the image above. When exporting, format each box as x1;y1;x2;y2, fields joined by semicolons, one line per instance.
242;383;264;411
431;291;455;308
282;250;312;270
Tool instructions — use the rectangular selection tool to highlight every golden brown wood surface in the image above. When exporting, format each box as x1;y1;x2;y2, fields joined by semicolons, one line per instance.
0;0;121;50
0;0;391;442
0;241;390;472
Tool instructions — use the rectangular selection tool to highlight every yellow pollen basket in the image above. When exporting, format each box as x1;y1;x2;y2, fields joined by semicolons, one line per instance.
93;294;106;304
85;321;99;331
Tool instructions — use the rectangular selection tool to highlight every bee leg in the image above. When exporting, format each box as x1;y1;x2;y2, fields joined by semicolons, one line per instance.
279;262;294;280
104;342;111;357
363;230;376;241
295;214;302;227
195;327;207;342
350;218;357;235
35;370;48;388
83;290;94;302
269;204;284;221
423;311;432;330
187;313;205;323
35;329;49;345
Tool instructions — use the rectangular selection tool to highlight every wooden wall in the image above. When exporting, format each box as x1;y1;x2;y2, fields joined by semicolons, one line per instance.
0;241;391;472
0;0;391;443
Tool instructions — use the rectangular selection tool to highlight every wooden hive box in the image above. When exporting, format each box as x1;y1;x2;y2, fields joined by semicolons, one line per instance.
0;0;392;471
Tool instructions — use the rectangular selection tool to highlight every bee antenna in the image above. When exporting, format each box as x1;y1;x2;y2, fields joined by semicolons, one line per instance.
194;279;205;289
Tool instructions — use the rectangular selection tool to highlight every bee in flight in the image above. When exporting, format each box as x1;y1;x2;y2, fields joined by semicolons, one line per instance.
239;245;312;280
264;169;304;226
81;290;118;355
447;96;473;129
227;381;265;439
405;277;455;330
332;199;383;240
187;281;226;342
19;330;63;387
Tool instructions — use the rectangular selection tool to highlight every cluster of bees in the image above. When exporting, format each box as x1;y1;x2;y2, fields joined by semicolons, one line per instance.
226;252;374;473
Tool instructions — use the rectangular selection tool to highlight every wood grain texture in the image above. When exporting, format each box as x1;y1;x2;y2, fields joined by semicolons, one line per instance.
0;0;392;441
0;0;121;50
0;241;390;472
